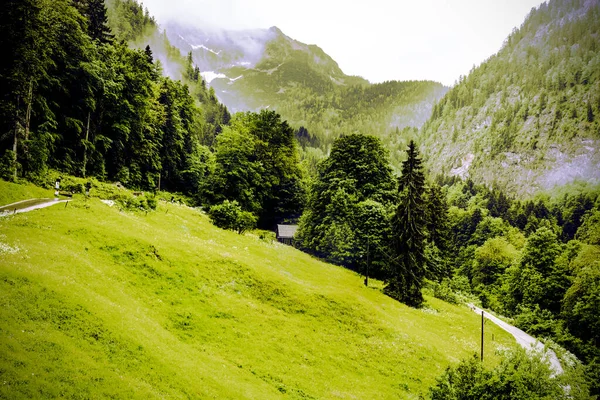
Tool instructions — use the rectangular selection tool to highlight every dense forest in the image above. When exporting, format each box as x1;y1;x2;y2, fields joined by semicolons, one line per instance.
2;0;600;396
296;132;600;394
0;0;306;230
0;0;229;193
420;0;600;195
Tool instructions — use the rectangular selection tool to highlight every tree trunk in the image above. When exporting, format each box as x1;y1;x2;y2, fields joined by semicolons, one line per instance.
82;111;90;177
12;124;18;181
25;79;33;141
12;94;21;180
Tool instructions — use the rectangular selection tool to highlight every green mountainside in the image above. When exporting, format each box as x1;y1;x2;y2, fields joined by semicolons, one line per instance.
166;23;448;171
104;0;231;145
0;182;515;399
420;0;600;196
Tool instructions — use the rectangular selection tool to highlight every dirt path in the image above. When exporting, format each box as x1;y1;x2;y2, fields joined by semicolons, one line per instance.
0;198;68;216
469;304;563;374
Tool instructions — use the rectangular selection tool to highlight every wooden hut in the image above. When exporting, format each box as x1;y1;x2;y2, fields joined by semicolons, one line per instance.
276;224;298;245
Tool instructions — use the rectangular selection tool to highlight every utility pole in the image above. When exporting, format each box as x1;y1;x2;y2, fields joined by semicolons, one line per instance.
481;310;484;362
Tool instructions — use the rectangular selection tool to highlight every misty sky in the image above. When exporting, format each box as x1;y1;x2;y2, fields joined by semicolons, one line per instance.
141;0;545;86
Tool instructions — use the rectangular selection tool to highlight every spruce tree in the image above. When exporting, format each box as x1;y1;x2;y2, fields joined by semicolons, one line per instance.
86;0;113;43
386;140;427;307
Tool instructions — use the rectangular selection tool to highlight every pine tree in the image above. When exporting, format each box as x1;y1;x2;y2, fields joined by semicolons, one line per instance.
425;183;451;279
74;0;113;43
386;140;427;307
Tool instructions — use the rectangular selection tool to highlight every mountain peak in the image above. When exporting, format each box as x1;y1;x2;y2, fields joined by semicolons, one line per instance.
268;26;283;35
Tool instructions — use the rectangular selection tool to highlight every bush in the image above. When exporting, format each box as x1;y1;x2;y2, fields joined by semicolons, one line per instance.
208;200;257;234
431;279;459;304
513;304;560;337
146;196;157;210
429;348;590;400
0;150;17;181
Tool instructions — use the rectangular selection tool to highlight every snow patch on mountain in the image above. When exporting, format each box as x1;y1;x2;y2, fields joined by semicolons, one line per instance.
191;44;221;55
201;71;226;84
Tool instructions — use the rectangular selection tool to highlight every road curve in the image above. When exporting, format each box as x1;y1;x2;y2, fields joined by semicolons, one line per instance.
0;198;68;216
469;303;563;375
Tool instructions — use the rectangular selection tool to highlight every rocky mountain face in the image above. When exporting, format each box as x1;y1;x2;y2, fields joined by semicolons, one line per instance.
420;0;600;196
164;23;369;111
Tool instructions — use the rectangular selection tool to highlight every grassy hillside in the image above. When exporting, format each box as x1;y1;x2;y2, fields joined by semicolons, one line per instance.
420;0;600;196
0;180;53;206
0;180;515;399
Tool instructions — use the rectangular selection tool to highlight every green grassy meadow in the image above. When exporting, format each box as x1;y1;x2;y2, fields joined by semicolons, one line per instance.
0;181;515;399
0;180;54;206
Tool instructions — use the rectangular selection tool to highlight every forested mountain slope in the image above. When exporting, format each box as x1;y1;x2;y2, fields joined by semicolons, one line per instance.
166;22;448;168
0;0;230;192
420;0;600;195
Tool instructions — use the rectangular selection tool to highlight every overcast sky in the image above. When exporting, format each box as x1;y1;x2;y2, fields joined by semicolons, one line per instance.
140;0;545;86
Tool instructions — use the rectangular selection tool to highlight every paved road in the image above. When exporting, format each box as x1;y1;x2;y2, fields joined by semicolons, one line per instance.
0;198;67;216
469;303;563;374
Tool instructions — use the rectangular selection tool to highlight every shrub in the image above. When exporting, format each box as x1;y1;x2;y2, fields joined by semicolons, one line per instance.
0;150;17;181
429;348;590;400
208;200;257;234
146;197;157;210
431;279;459;304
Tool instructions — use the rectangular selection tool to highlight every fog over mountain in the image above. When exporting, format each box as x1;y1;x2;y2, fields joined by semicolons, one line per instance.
141;0;546;86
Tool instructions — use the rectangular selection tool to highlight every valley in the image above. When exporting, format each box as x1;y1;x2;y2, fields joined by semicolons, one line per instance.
1;0;599;397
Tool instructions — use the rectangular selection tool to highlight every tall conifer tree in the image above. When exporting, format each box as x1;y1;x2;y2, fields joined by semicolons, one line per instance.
386;140;427;307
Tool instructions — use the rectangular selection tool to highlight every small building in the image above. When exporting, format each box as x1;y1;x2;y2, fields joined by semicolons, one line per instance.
276;224;298;245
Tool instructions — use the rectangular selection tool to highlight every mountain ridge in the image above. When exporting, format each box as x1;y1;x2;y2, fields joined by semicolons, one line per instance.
419;0;600;195
162;21;448;172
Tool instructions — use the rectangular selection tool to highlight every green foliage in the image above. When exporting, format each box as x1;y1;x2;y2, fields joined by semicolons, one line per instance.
0;150;17;181
429;349;590;400
420;0;600;195
386;141;428;307
562;262;600;349
472;237;518;287
430;279;459;304
0;0;230;199
576;209;600;245
208;200;257;234
502;227;569;314
438;175;600;393
297;134;396;275
209;110;304;227
426;183;451;255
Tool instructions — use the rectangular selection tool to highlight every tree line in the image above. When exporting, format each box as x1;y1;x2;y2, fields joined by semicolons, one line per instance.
296;135;448;307
1;0;306;230
295;133;600;394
